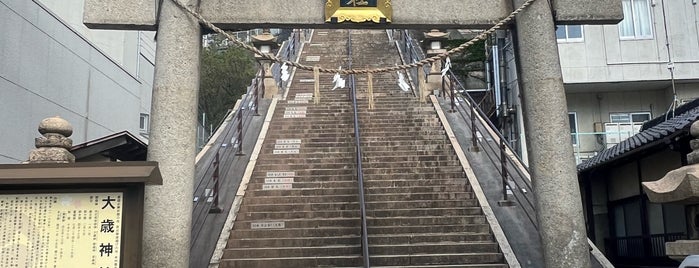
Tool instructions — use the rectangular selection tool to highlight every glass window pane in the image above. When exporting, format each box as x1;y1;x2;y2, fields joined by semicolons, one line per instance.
663;204;687;234
556;26;567;40
619;0;635;37
569;113;577;144
631;113;650;123
611;113;631;123
647;203;664;235
614;205;626;236
633;0;652;37
624;200;642;236
567;25;583;39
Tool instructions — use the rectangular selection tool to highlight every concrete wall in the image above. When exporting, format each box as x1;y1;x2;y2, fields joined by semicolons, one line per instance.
566;89;668;155
0;0;154;163
558;0;699;84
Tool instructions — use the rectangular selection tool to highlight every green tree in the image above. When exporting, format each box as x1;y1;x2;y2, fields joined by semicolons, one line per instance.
199;35;257;129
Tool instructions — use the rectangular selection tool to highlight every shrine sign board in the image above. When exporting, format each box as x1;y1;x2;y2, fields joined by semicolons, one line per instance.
1;193;123;267
325;0;392;24
0;162;162;268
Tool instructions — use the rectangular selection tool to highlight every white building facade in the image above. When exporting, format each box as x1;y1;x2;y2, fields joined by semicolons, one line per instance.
557;0;699;162
0;0;156;163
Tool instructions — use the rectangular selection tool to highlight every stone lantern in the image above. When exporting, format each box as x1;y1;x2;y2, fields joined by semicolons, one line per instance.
251;29;280;99
643;120;699;261
423;29;449;98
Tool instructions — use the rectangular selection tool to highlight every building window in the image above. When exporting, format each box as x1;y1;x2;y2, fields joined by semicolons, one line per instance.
619;0;653;39
568;112;579;145
610;112;651;124
556;25;584;42
139;113;149;133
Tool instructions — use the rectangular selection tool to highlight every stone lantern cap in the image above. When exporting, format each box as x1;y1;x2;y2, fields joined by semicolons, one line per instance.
642;121;699;204
423;29;449;40
642;165;699;204
251;29;278;49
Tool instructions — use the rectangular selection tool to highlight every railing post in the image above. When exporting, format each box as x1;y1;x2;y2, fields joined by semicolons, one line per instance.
254;77;260;116
441;68;447;98
235;111;245;156
208;151;223;213
498;138;515;206
469;102;480;152
449;72;456;113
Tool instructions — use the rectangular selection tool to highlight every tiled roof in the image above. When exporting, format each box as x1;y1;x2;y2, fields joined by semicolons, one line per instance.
577;100;699;172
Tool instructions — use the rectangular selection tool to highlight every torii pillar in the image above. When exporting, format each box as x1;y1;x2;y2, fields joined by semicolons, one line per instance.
84;0;201;267
83;1;622;267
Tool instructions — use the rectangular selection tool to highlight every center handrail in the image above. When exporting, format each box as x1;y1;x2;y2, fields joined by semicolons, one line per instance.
347;29;371;268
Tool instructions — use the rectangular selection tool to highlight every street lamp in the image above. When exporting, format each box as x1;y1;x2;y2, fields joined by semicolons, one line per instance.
251;29;280;99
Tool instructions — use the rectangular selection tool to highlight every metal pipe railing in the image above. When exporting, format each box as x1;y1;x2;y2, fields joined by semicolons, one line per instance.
348;29;370;268
190;31;304;248
443;70;538;228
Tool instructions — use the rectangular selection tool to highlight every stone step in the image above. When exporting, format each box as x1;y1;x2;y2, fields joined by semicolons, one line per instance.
362;155;458;162
232;218;361;230
251;169;356;177
242;195;359;205
366;199;479;210
363;172;466;180
222;242;499;259
227;235;361;248
242;191;474;205
245;187;359;197
246;180;468;191
363;166;464;174
365;192;475;201
238;207;482;221
222;245;361;259
369;253;504;266
236;210;361;221
369;232;494;245
229;224;491;239
227;232;495;249
237;202;360;213
270;121;441;130
229;226;360;239
272;107;435;114
255;157;354;165
238;199;479;214
253;163;355;170
362;161;462;168
218;255;363;268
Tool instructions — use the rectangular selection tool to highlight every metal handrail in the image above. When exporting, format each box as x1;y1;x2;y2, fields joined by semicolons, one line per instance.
443;69;537;228
448;70;531;174
190;69;263;247
190;31;304;248
348;29;371;268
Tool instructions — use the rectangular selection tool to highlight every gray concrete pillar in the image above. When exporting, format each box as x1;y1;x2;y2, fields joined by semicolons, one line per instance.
143;0;201;267
512;0;591;267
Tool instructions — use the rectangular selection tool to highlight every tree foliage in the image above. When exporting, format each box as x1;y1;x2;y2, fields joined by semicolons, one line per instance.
199;35;257;128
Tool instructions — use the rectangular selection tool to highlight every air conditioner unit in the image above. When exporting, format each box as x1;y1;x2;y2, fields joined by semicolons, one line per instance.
604;123;634;149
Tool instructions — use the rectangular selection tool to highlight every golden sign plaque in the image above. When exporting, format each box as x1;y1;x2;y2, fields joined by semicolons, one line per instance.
325;0;392;23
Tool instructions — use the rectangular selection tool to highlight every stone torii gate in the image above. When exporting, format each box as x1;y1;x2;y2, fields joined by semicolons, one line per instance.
83;1;621;267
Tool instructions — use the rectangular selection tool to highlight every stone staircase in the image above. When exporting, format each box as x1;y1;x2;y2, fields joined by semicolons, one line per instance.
219;29;364;267
217;29;509;267
351;30;508;267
